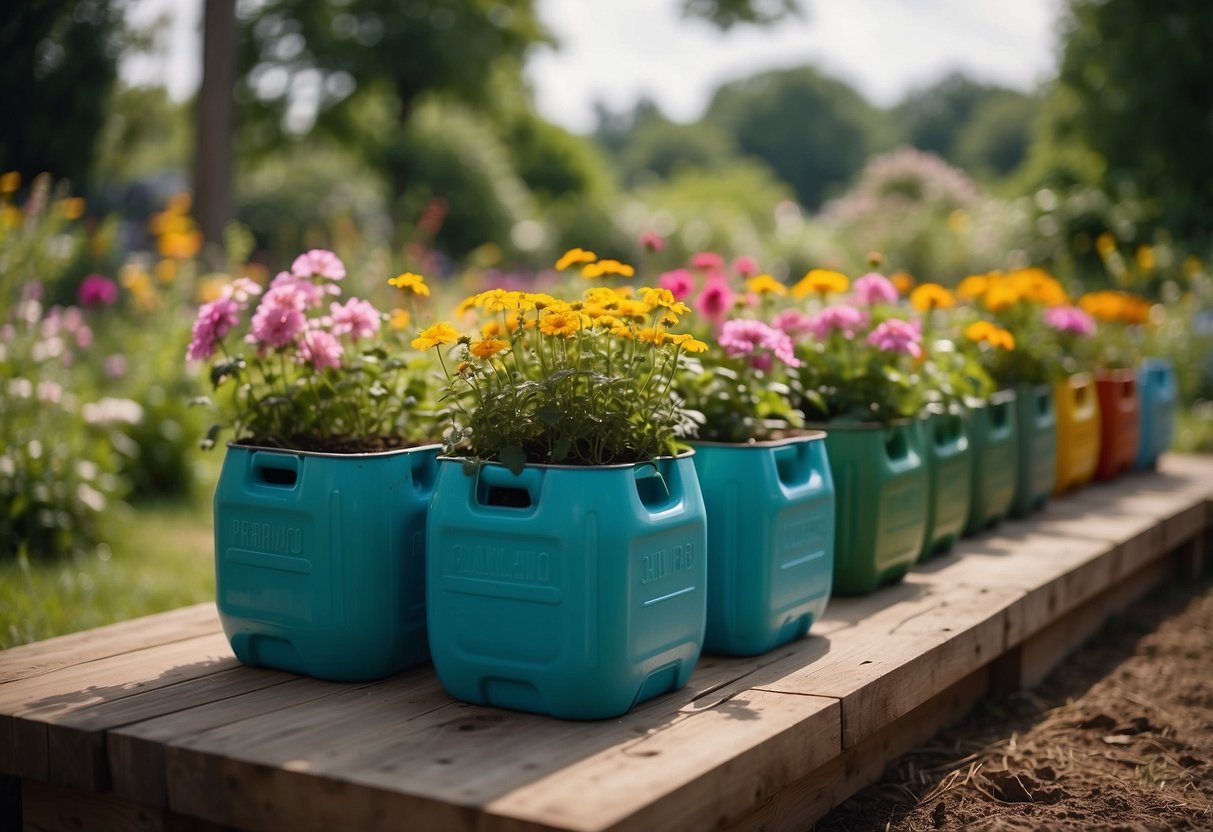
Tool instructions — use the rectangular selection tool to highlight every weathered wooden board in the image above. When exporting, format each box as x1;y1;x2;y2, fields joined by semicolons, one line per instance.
0;456;1209;832
0;604;221;685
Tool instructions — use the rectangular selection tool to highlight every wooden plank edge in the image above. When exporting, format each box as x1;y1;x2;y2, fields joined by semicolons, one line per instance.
725;667;990;832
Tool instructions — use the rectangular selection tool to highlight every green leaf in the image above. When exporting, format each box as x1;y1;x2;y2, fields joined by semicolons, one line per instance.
498;446;527;475
551;437;571;462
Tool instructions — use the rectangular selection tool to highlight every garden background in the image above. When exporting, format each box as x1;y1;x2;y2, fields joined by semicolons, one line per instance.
2;0;1212;648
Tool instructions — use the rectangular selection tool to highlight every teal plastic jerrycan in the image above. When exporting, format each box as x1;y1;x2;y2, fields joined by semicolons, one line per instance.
692;433;834;656
1135;358;1177;470
425;453;707;720
214;443;439;681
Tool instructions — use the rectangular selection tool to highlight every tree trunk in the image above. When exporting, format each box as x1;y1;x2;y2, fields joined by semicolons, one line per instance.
194;0;236;258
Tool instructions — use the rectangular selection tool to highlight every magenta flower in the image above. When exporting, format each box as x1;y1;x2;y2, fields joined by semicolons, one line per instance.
78;274;118;308
772;308;814;338
731;256;759;278
658;268;695;300
718;319;801;368
695;278;734;322
1043;306;1096;336
187;297;241;361
806;305;870;341
640;230;666;253
248;298;306;350
329;297;381;340
852;272;899;306
291;249;346;281
297;329;344;371
691;251;724;271
265;275;316;310
866;318;923;358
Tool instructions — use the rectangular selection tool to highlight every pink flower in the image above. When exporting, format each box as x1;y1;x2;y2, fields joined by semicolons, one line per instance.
852;272;899;306
695;278;734;322
807;305;870;341
78;274;118;308
291;249;346;281
691;251;724;271
104;354;127;379
718;319;801;368
187;297;242;361
1043;305;1096;336
640;230;666;253
867;318;923;358
75;325;93;349
266;273;323;309
329;297;381;340
297;329;344;371
731;256;759;278
658;268;695;300
248;297;306;350
772;309;814;338
223;277;263;304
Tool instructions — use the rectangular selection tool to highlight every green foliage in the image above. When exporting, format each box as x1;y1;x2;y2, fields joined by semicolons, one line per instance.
0;0;132;189
94;86;193;184
1055;0;1213;243
952;90;1037;180
617;117;741;185
680;0;801;30
705;66;892;208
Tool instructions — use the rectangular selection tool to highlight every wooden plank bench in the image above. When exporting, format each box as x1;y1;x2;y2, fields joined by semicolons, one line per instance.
3;455;1211;832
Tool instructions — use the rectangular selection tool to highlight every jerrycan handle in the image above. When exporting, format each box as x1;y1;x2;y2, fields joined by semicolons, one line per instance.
409;450;437;496
884;426;909;461
1073;380;1089;406
1122;378;1136;400
933;413;960;449
251;451;300;488
1037;389;1053;417
475;464;542;510
633;458;680;513
772;441;812;487
990;400;1010;428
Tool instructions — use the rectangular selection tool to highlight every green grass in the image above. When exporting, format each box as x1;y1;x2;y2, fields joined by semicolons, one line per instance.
1174;404;1213;454
1;477;218;650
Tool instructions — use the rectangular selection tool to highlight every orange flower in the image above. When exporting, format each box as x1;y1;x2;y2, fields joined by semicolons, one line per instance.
791;269;848;299
909;283;955;312
890;272;916;294
469;338;509;359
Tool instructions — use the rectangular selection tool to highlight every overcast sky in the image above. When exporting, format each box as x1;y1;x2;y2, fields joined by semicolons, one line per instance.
121;0;1064;134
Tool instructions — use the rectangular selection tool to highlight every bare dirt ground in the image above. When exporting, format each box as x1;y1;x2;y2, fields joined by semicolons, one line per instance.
815;575;1213;832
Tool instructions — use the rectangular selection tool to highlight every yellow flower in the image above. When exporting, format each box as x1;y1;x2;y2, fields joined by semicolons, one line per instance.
155;259;178;284
1079;291;1124;322
57;197;85;220
636;327;668;345
455;295;479;317
1135;244;1156;273
469;338;509;359
983;282;1021;312
909;283;955;312
745;274;786;295
0;171;20;194
582;258;635;279
1;204;21;228
555;247;597;271
195;274;229;303
615;298;653;320
890;272;916;293
1095;232;1117;258
389;272;430;296
957;274;993;300
1121;295;1151;325
669;333;708;352
167;192;193;215
964;320;1015;351
791;269;848;299
640;287;691;316
539;310;581;337
389;308;411;330
659;312;680;327
158;230;202;259
411;322;460;350
477;288;524;313
1008;268;1067;306
525;292;558;310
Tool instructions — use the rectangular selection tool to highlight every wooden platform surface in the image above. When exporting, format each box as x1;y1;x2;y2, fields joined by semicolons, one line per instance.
3;455;1211;832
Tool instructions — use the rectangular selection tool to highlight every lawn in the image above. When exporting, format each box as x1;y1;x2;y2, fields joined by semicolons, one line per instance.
1;469;218;650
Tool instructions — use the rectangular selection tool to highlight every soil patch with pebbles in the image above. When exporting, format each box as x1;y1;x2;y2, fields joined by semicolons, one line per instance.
816;576;1213;831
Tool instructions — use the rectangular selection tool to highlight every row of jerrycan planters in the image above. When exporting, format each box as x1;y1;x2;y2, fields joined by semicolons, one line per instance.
211;360;1176;719
213;434;836;719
